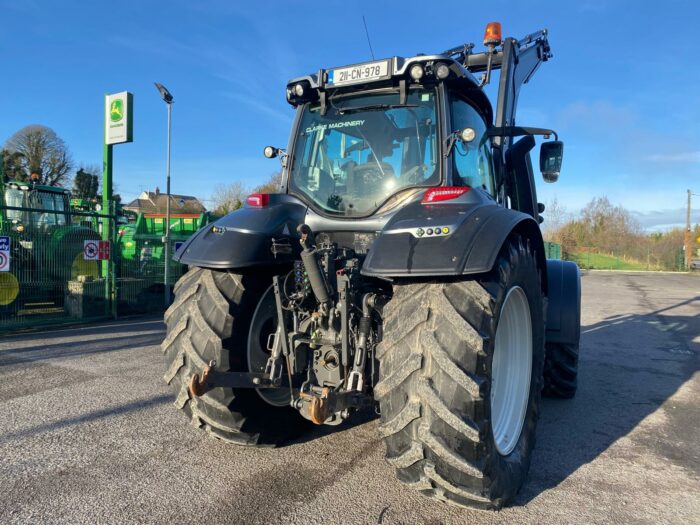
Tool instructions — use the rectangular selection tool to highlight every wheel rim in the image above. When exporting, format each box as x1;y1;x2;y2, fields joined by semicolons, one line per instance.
0;272;20;306
491;286;532;456
71;252;99;280
247;285;289;407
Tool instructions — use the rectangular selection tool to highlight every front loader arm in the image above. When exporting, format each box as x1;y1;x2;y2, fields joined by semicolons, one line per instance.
493;31;552;143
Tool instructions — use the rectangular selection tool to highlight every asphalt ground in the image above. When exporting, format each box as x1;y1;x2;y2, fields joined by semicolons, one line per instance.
1;271;698;525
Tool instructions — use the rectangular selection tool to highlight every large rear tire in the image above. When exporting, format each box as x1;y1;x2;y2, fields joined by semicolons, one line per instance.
375;236;545;509
161;267;307;446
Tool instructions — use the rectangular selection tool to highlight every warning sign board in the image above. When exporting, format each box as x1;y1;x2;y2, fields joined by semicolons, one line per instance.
84;240;99;260
84;240;110;261
98;241;110;261
0;236;10;272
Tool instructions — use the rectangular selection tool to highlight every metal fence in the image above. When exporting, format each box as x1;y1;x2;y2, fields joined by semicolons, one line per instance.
544;241;562;260
0;203;191;332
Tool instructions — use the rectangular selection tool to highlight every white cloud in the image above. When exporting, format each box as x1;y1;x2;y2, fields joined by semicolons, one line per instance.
631;208;700;231
645;151;700;163
221;91;292;125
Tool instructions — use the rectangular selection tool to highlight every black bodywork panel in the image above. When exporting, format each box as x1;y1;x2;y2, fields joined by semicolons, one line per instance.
174;194;307;269
178;189;545;282
545;259;581;345
361;189;542;278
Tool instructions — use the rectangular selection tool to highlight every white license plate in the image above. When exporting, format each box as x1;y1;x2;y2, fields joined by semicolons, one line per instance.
327;60;390;87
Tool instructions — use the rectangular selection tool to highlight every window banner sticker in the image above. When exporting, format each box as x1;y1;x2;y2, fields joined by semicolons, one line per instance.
306;120;365;134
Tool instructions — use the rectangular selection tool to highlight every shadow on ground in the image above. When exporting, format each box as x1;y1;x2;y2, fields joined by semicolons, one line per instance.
518;288;699;504
0;318;164;346
283;279;700;503
0;332;165;366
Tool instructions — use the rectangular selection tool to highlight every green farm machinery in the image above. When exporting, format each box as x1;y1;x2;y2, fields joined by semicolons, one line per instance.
0;175;100;314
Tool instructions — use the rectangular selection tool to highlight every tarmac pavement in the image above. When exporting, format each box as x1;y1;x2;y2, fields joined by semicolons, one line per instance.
1;271;698;525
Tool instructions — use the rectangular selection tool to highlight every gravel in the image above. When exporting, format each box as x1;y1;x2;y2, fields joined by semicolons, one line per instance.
1;271;698;525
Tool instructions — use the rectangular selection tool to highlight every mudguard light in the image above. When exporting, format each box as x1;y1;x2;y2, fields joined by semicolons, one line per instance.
422;186;470;203
246;194;270;207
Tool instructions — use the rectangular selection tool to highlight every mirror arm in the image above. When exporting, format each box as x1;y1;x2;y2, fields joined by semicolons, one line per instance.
487;126;558;141
443;133;458;158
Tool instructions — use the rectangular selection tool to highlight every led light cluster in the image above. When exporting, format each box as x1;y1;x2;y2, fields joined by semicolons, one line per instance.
415;226;450;238
408;62;452;82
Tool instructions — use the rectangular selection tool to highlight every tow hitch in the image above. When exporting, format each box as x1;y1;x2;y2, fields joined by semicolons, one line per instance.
188;361;296;397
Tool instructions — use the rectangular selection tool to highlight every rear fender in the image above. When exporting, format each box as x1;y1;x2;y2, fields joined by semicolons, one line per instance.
361;189;546;285
175;194;306;269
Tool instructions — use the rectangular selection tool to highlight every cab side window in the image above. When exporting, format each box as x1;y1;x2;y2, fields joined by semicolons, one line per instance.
449;97;495;195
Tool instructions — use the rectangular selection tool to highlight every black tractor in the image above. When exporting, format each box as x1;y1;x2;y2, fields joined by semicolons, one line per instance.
162;23;581;509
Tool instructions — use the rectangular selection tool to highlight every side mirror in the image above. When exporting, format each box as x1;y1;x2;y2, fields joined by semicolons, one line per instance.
540;141;563;183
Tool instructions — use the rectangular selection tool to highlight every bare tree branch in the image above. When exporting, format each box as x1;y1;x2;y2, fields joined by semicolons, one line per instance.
4;124;73;186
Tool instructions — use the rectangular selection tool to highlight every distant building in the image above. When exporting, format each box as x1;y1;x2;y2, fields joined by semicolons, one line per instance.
123;188;206;215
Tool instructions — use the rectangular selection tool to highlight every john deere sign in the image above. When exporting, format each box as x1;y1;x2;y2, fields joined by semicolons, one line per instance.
105;92;133;145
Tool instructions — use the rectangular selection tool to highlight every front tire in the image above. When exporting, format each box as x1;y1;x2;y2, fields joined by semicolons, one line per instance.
161;267;307;446
375;236;545;509
542;342;579;398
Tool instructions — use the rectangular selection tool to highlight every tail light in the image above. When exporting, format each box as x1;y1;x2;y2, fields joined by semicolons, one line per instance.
422;186;470;204
246;194;270;207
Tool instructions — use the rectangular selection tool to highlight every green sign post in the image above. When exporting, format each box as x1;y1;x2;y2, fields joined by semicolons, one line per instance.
103;91;133;317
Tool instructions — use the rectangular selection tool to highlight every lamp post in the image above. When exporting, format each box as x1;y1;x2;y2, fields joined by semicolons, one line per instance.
686;190;700;270
154;82;174;306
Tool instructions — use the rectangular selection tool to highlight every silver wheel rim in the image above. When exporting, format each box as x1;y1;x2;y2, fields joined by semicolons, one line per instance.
247;285;289;407
491;286;532;456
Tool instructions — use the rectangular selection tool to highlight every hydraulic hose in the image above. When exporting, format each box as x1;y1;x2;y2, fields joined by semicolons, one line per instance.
297;224;331;308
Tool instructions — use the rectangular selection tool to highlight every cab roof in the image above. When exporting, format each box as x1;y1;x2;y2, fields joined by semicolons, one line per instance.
286;54;494;125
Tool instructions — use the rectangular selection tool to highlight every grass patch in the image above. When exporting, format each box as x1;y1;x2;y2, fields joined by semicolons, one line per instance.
569;252;650;270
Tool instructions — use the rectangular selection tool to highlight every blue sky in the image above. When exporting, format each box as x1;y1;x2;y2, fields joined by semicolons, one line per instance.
1;0;698;228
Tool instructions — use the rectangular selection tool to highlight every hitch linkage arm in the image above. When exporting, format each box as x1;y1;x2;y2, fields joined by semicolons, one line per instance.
188;360;300;398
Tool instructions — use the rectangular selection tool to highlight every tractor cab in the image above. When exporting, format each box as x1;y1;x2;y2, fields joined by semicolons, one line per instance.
2;181;71;233
274;53;494;219
267;23;563;224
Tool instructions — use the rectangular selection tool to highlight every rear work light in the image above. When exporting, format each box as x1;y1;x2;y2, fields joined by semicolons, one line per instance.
422;186;471;204
246;193;270;207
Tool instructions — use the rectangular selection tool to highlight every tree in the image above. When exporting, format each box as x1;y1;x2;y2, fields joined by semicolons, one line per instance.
542;197;569;242
0;149;25;181
3;125;73;186
73;164;100;199
210;172;283;217
579;196;641;255
254;171;283;194
211;181;248;216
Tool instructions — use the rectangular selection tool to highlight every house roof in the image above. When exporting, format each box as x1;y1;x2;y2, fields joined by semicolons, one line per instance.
123;190;206;214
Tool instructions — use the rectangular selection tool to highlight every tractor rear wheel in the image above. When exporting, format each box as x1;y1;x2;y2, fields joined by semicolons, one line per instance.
375;236;545;509
161;267;307;445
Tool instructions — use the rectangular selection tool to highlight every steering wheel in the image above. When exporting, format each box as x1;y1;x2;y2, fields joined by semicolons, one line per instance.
350;162;394;198
401;164;428;185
